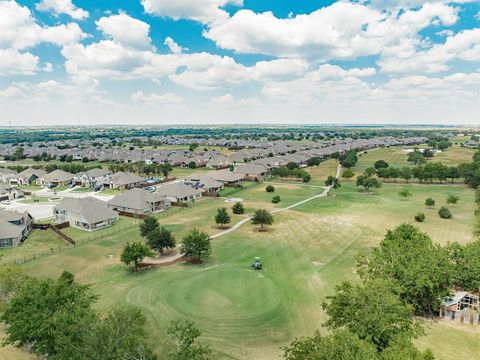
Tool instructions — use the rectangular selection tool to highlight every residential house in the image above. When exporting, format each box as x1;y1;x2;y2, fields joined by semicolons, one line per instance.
74;168;112;188
0;168;17;184
109;171;145;189
155;182;202;203
0;210;33;247
41;169;74;187
205;169;244;185
0;184;24;201
17;168;47;186
108;188;171;215
207;155;232;169
234;163;269;181
54;197;119;231
183;174;224;194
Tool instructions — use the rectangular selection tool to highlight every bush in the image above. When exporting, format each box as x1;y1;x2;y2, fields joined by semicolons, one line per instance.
425;197;435;207
438;206;452;219
266;184;275;193
232;202;245;214
271;195;281;204
414;213;425;222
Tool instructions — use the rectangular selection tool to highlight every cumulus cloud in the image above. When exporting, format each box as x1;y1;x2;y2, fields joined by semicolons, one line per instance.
96;13;152;50
131;91;184;105
36;0;89;20
141;0;243;24
164;37;184;54
204;2;458;61
0;0;85;76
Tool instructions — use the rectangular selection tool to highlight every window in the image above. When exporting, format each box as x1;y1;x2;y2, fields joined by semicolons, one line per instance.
0;238;13;247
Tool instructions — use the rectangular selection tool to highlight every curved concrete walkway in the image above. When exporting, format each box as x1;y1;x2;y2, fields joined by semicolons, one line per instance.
143;164;342;266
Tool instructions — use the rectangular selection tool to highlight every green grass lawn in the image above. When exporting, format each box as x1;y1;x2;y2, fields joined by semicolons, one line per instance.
0;229;68;266
71;187;92;193
17;196;50;204
97;188;124;196
4;146;478;360
307;159;339;186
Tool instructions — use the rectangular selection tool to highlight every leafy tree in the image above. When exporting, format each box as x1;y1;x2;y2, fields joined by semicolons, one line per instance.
380;336;435;360
341;168;354;181
407;151;426;165
325;175;340;189
438;206;452;219
425;198;435;208
215;207;231;228
83;306;157;360
146;227;176;254
266;184;275;193
400;167;412;183
251;209;274;231
189;143;199;152
1;272;97;358
364;167;376;177
422;148;435;158
140;216;160;238
374;160;389;170
447;241;480;291
283;330;378;360
323;279;421;350
475;187;480;207
306;157;321;167
356;175;382;193
121;242;153;272
446;167;460;183
188;161;197;169
446;194;459;205
168;320;212;360
181;229;212;263
414;213;425;222
232;202;245;214
358;224;453;315
286;162;299;170
340;150;358;168
272;195;281;204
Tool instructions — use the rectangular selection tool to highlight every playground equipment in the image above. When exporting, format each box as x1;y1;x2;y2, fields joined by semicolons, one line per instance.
251;257;262;270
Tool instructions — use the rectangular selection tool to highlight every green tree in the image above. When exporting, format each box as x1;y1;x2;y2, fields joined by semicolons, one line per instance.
188;161;197;169
121;242;153;272
272;195;281;204
231;202;245;214
215;207;231;228
1;271;97;358
306;157;321;167
323;279;420;351
380;336;435;360
251;209;274;231
425;197;435;208
359;224;453;315
168;320;212;360
146;227;176;254
438;206;452;219
356;175;382;193
400;167;412;183
398;189;412;199
140;216;160;238
266;184;275;193
341;168;354;181
407;151;426;165
364;167;376;177
283;330;378;360
181;229;212;263
325;175;340;189
448;241;480;291
446;194;459;205
374;160;389;170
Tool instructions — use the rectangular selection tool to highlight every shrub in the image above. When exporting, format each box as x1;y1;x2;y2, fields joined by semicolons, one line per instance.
414;213;425;222
266;185;275;193
271;195;281;204
446;194;459;205
425;198;435;207
438;206;452;219
232;202;245;214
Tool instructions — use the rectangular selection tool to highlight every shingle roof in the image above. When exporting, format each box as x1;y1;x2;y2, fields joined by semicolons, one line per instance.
111;172;144;186
55;197;118;224
108;188;169;211
155;182;201;199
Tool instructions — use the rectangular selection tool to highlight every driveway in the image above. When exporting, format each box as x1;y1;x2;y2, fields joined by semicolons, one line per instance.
0;201;55;221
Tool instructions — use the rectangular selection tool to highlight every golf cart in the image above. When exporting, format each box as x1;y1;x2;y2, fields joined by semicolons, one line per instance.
251;257;262;270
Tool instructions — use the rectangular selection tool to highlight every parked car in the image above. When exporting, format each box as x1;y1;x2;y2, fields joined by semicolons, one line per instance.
145;186;156;193
0;200;11;205
48;184;57;189
94;185;103;192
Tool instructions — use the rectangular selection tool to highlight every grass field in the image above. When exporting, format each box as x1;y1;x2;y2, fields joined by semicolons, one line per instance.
1;147;478;359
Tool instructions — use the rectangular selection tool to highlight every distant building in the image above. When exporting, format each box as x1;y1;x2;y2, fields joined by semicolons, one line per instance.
108;188;171;215
109;171;145;189
155;182;202;203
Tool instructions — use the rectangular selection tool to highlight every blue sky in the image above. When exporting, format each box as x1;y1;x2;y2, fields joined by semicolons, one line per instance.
0;0;479;125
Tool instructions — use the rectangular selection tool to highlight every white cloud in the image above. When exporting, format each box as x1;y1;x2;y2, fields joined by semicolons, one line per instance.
379;28;480;73
208;93;260;106
164;36;184;54
131;91;184;105
0;86;27;98
141;0;243;24
96;13;152;50
36;0;89;20
0;1;85;76
204;2;458;60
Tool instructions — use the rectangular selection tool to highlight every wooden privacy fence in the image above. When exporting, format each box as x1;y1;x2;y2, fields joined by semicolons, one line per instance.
33;222;75;245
